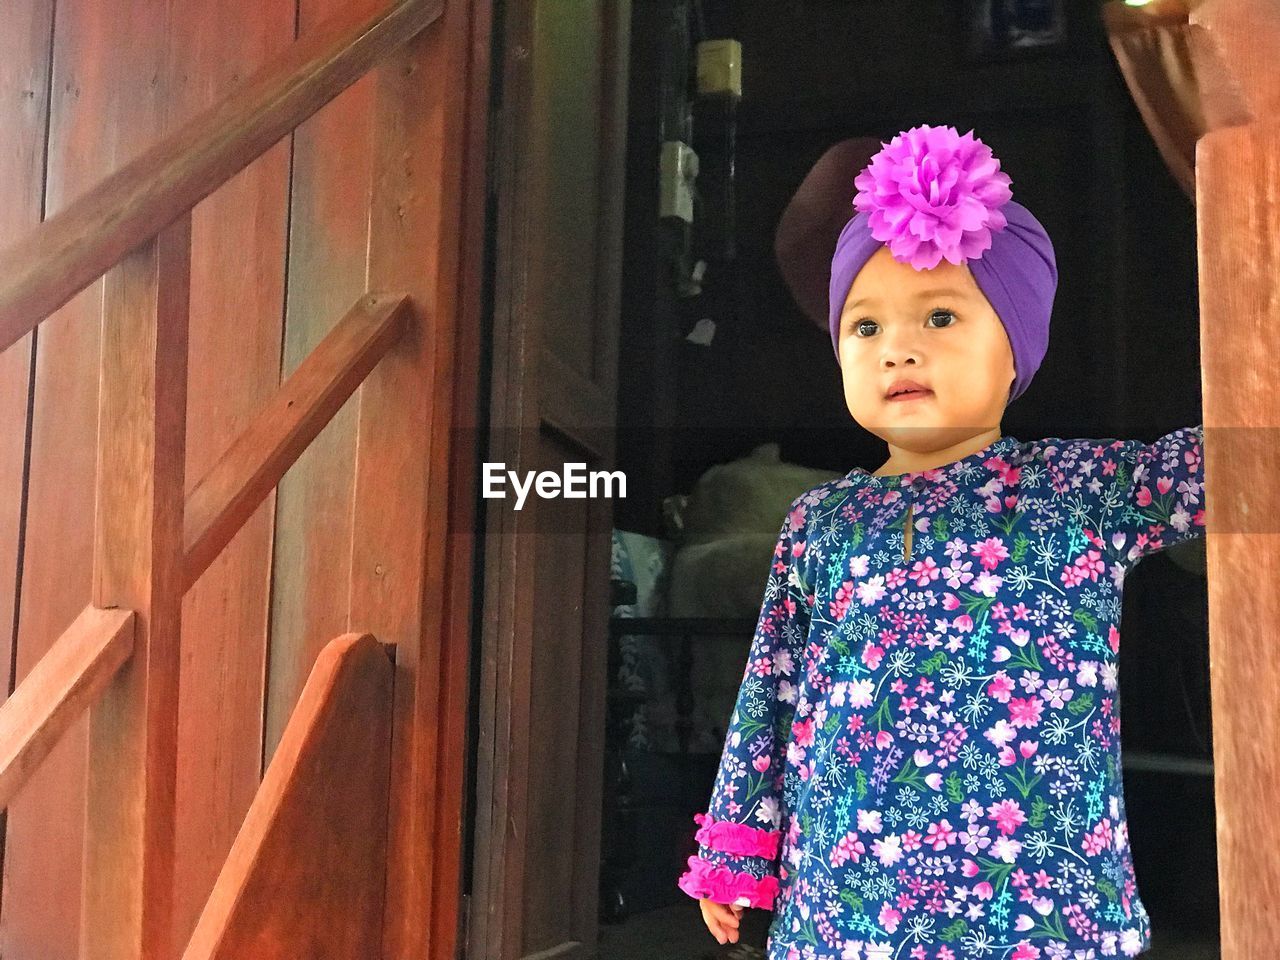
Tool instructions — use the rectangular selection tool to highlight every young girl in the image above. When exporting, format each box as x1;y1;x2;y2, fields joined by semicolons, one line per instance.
677;124;1206;960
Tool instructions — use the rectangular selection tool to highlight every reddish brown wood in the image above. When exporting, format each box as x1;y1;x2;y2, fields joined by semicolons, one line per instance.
0;2;52;792
1196;116;1280;960
184;292;409;590
355;4;491;951
170;0;293;948
0;605;133;809
2;1;156;951
82;216;191;960
0;0;443;353
0;1;487;956
0;3;55;957
1192;0;1280;118
424;3;495;954
263;0;383;765
1188;7;1280;957
179;632;394;960
1102;2;1252;199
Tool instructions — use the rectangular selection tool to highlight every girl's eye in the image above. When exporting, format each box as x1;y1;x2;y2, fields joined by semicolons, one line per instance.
927;309;956;328
855;319;878;337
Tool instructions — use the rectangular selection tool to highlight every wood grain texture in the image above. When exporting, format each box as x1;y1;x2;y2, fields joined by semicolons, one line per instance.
356;2;490;952
1191;0;1280;120
0;0;443;353
0;605;133;809
179;632;394;960
1196;117;1280;959
184;292;409;590
264;0;384;766
2;1;162;952
0;0;473;954
169;0;293;948
0;2;52;811
1193;9;1280;956
82;215;191;960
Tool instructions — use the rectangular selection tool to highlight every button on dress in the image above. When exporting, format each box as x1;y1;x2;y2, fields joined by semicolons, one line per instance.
677;428;1207;960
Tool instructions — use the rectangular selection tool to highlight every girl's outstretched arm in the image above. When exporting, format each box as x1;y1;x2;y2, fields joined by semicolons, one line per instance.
1042;424;1207;564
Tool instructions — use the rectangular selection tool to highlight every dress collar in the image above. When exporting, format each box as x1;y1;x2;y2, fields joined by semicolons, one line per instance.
845;434;1020;487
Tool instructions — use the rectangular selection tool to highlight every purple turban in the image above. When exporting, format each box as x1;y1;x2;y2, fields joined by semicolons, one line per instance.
827;125;1058;405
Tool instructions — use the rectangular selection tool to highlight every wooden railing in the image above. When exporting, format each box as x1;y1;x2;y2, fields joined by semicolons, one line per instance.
181;633;396;960
0;1;443;957
0;0;440;352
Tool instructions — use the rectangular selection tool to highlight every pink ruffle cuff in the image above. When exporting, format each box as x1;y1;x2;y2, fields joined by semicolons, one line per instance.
677;854;781;909
693;811;783;860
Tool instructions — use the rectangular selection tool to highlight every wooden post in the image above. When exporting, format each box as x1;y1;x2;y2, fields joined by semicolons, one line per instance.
356;20;452;959
1189;4;1280;957
82;215;191;960
355;5;489;956
1196;116;1280;960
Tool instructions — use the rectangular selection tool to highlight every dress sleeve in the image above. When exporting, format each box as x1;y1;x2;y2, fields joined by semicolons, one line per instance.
676;496;813;910
1045;424;1206;564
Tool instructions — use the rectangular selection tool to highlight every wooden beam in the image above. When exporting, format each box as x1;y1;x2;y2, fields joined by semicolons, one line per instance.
0;0;442;355
179;633;394;960
82;216;191;960
183;292;410;591
356;10;492;954
1192;7;1280;957
1196;115;1280;960
0;605;134;810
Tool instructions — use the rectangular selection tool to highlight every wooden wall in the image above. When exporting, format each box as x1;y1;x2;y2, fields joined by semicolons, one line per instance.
0;2;468;956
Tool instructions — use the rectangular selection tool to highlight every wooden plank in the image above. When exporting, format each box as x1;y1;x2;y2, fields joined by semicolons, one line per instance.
0;0;52;761
355;0;493;952
184;292;409;590
0;0;52;934
1190;8;1280;958
264;0;384;765
1;0;157;952
169;1;293;949
0;0;443;352
0;605;133;808
470;0;539;951
82;215;191;960
179;633;394;960
1196;116;1280;960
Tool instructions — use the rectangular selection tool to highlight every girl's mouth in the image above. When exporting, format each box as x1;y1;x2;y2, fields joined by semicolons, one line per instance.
886;389;933;402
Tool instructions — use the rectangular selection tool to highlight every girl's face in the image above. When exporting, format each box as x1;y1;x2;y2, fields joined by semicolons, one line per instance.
837;245;1015;452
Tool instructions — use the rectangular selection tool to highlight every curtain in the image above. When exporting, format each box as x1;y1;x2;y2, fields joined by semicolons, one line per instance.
1102;0;1251;202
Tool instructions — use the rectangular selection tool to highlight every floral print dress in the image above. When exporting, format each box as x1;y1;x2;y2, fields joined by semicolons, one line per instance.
677;428;1207;960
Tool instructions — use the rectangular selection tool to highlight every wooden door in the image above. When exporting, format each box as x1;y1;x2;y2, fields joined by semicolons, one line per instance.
468;1;630;958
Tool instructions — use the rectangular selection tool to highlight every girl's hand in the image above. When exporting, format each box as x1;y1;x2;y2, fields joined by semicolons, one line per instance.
698;898;745;944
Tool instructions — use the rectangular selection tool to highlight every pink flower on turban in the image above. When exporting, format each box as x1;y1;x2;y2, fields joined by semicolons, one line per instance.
852;124;1013;270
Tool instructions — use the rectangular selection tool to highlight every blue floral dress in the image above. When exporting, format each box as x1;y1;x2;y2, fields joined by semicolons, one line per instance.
677;428;1206;960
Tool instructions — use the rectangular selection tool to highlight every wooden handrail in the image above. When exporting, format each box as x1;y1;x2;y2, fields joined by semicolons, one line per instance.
181;633;395;959
0;0;442;355
0;0;447;952
183;292;412;590
0;605;134;809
